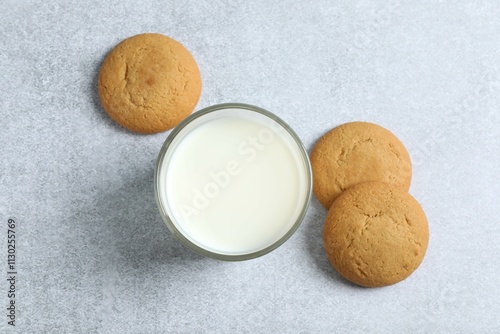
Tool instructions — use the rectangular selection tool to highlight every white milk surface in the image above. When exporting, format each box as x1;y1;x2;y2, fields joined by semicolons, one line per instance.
159;109;309;255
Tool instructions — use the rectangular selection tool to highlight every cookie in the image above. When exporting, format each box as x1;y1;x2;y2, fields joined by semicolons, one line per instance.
323;182;429;287
311;122;412;209
98;33;202;134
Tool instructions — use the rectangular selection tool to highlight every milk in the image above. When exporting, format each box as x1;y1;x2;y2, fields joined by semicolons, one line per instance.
156;107;311;257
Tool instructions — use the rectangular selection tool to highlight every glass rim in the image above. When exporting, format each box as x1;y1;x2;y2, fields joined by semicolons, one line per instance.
154;103;313;261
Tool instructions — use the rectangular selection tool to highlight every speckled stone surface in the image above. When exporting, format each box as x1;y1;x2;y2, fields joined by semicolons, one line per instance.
1;0;499;333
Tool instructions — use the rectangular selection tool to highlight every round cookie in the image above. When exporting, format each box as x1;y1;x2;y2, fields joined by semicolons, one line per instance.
311;122;412;209
323;182;429;287
98;33;202;134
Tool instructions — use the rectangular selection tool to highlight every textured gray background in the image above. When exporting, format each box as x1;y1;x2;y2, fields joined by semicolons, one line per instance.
1;0;499;333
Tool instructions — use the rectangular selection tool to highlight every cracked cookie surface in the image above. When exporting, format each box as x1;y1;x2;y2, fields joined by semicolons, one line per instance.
323;182;428;287
311;122;412;209
98;33;201;133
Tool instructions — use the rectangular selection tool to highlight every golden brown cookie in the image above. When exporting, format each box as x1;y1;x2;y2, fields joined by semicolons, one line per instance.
98;33;202;133
311;122;412;209
323;182;429;287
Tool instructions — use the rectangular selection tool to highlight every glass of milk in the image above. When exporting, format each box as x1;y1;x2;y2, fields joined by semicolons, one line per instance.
155;103;312;260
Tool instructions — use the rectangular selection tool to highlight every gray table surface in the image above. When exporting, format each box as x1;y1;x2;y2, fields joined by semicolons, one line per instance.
1;0;499;333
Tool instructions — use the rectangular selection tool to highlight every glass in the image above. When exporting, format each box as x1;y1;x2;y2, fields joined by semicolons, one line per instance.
154;103;312;261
